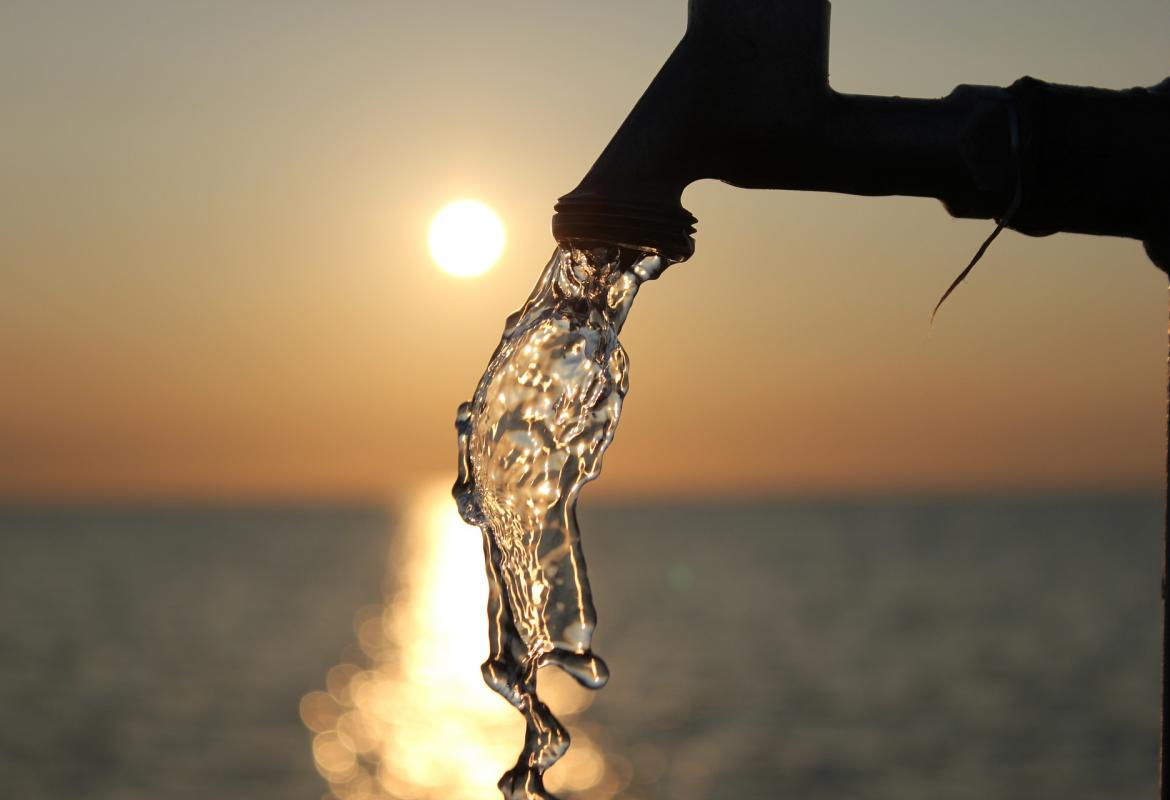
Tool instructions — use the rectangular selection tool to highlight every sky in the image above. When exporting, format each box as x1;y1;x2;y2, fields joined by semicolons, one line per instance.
2;0;1169;502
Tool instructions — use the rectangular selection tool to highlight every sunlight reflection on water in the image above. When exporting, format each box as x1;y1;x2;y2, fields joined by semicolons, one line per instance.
302;482;625;800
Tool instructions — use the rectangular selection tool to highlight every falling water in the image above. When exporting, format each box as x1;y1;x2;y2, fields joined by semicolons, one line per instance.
454;244;667;799
301;483;618;800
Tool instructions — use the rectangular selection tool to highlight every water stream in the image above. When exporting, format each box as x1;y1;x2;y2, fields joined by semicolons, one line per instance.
454;244;667;799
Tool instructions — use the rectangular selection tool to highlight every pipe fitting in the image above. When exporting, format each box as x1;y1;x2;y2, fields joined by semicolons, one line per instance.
552;0;1170;265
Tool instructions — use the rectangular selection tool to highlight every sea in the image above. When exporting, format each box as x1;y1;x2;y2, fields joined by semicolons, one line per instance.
0;489;1161;800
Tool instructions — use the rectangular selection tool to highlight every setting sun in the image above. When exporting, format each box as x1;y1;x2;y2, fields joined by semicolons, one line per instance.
428;199;505;278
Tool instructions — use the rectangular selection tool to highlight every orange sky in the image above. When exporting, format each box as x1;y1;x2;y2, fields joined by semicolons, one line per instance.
3;0;1169;501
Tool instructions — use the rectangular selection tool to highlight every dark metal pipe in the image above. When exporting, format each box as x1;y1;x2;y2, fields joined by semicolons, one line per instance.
796;89;1014;214
551;0;1169;262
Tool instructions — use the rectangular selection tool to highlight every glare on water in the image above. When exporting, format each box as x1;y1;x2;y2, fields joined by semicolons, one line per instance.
302;482;623;799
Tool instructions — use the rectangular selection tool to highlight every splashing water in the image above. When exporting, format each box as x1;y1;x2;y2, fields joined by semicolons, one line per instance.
454;244;667;799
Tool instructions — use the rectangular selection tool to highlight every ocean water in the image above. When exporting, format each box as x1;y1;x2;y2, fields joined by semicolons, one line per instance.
0;494;1160;799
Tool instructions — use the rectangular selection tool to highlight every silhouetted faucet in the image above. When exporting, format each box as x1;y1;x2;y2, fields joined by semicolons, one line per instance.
551;0;1169;269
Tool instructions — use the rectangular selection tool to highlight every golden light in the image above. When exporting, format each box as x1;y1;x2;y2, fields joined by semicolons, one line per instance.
428;199;505;278
302;481;624;800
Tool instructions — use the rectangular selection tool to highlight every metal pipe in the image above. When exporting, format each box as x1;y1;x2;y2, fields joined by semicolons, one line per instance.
551;0;1169;262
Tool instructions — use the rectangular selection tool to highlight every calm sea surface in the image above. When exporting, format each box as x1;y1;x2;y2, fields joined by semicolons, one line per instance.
0;494;1161;799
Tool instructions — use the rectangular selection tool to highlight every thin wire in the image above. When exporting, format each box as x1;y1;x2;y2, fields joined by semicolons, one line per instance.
930;102;1023;324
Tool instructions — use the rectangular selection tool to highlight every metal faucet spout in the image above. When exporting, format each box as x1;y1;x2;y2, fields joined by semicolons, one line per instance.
551;0;1169;264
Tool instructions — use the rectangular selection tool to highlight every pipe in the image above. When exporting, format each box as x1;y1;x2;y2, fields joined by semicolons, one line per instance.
550;0;1170;263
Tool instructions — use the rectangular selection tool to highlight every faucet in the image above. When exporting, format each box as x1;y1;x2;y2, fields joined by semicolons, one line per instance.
550;0;1169;270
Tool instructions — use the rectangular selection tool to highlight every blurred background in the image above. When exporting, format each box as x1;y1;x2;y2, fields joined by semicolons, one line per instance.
2;0;1167;798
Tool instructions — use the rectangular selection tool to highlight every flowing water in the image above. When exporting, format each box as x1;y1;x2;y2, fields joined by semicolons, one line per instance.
454;245;668;799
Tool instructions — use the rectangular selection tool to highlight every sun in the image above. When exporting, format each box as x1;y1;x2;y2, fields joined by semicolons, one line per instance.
428;199;505;278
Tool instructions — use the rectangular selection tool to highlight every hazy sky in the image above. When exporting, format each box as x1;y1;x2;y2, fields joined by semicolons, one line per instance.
3;0;1169;501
